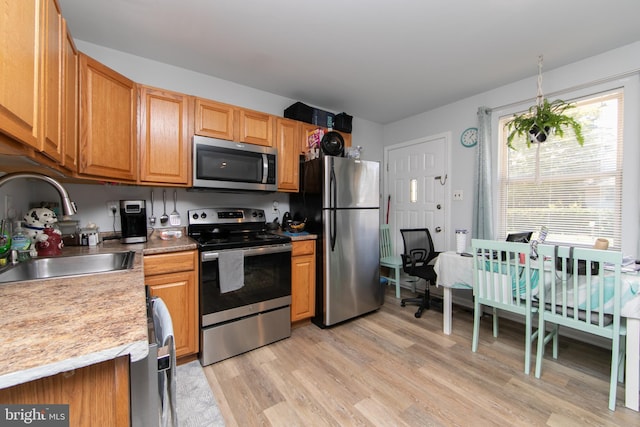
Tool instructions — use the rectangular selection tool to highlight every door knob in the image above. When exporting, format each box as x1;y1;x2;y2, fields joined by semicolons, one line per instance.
435;227;442;233
437;204;442;210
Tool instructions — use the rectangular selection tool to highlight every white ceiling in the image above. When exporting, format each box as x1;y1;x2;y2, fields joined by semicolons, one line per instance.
59;0;640;124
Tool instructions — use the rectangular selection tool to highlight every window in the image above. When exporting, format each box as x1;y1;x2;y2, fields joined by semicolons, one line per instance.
497;89;624;248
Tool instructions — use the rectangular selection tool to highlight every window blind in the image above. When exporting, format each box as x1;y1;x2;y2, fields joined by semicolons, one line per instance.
497;89;624;248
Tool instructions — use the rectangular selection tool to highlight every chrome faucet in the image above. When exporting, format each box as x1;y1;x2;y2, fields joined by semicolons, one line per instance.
0;172;77;216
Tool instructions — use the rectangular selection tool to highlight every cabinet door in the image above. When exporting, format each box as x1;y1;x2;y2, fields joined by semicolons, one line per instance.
275;118;300;192
300;123;352;155
61;20;78;172
39;0;63;162
147;271;198;358
139;86;192;185
145;250;199;358
291;240;316;322
0;0;40;147
338;131;352;149
78;53;137;182
238;108;274;146
194;98;235;140
0;356;131;427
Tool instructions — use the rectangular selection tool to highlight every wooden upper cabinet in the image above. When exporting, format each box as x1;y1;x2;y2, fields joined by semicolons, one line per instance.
275;118;300;192
194;98;274;147
340;131;352;149
139;86;193;186
300;123;351;155
78;53;137;182
238;108;274;147
300;123;322;154
61;19;78;172
194;98;235;140
39;0;63;162
0;1;42;149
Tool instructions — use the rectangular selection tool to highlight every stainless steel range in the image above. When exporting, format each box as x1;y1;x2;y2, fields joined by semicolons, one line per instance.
188;207;292;366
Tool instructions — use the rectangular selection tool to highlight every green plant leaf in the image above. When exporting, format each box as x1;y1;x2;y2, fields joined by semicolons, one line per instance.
505;98;584;149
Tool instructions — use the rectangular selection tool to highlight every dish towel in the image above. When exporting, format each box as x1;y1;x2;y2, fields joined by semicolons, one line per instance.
219;250;245;293
152;297;178;427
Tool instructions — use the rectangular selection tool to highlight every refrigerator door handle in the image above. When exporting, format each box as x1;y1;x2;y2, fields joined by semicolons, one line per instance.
330;158;337;251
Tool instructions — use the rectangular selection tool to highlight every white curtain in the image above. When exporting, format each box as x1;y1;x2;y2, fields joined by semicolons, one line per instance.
472;106;494;239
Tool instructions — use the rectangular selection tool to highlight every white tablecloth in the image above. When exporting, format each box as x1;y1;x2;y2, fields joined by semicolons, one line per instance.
434;251;640;319
433;250;640;411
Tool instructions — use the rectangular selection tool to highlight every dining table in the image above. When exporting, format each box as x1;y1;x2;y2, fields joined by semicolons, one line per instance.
433;250;640;411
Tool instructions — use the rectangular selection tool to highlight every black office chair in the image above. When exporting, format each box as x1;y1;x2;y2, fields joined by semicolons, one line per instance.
399;228;440;318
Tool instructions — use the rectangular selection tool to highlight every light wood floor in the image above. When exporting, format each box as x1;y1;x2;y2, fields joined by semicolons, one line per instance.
202;287;639;426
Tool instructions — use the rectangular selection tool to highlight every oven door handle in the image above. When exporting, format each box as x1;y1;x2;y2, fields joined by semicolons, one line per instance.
201;243;292;262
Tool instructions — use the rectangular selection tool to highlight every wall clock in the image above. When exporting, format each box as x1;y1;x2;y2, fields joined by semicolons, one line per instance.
460;127;478;147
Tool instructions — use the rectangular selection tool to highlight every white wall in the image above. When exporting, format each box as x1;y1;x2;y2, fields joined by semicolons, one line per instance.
383;41;640;256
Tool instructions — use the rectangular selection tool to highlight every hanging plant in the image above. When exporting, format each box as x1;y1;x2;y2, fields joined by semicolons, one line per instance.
505;56;585;150
505;98;585;149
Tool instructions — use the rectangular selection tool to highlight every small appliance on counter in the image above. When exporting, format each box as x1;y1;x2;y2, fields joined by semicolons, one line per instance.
120;200;147;243
58;219;80;246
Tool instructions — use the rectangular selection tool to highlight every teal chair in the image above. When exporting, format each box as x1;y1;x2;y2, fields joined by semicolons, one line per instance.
535;244;625;411
380;224;403;298
471;239;550;375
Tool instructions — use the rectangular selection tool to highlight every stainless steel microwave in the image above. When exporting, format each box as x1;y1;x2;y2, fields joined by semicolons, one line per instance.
192;135;277;191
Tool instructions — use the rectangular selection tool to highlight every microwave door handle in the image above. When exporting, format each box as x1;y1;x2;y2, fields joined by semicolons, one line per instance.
262;154;268;184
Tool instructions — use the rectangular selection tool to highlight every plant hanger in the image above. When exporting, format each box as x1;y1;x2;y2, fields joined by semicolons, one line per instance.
534;55;545;126
505;55;585;150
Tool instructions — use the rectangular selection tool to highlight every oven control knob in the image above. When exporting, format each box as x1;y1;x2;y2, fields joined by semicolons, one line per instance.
192;213;199;220
201;212;207;219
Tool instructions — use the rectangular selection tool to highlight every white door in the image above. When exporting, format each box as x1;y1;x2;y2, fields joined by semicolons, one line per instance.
384;133;449;254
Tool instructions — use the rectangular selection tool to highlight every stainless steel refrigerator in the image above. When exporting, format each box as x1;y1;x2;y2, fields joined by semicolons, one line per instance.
291;155;383;327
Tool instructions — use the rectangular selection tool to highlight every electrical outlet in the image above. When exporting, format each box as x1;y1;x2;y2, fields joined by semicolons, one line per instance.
453;190;463;201
106;201;119;217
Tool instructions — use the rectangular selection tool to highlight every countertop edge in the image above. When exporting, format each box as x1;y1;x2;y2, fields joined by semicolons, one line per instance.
0;340;149;389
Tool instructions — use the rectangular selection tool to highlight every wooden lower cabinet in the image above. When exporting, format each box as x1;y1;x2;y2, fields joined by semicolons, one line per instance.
291;240;316;322
144;250;199;359
0;356;130;427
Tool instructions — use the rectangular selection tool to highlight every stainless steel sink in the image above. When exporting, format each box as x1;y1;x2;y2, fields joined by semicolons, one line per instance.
0;251;136;284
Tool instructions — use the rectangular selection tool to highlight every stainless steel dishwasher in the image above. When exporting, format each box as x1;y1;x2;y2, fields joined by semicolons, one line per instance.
130;294;177;427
